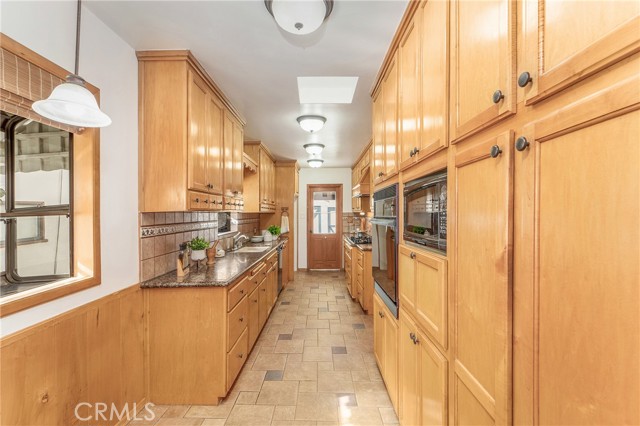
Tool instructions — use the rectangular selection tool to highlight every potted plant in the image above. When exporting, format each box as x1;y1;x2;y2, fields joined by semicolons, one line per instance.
267;225;281;240
188;236;209;261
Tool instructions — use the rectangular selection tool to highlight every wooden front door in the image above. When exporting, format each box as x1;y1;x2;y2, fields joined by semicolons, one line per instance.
307;184;342;269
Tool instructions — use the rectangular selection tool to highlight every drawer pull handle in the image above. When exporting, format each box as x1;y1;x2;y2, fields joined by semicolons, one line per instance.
239;317;244;322
409;332;419;345
240;289;245;294
518;71;532;88
238;353;244;359
410;252;416;259
195;197;200;203
492;89;504;104
378;311;384;318
515;136;530;152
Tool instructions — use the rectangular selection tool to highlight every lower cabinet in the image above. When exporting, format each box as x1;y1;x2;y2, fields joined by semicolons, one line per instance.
373;292;399;412
146;254;279;405
399;311;448;426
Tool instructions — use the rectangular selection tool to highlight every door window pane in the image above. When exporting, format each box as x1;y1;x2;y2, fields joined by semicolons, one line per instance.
312;191;337;234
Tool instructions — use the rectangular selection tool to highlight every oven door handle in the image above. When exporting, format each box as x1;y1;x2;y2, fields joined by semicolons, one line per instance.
370;218;396;227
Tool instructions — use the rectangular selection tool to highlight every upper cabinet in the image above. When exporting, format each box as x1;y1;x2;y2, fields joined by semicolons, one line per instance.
351;141;372;213
372;52;399;185
138;51;245;212
520;0;639;105
243;141;276;213
449;0;516;143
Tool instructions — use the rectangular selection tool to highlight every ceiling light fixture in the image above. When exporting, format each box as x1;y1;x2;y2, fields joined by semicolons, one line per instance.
297;115;326;133
32;0;111;128
307;158;324;168
303;143;325;156
265;0;334;35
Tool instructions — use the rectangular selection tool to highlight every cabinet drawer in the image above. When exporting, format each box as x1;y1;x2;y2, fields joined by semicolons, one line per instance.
188;191;207;210
355;249;364;267
210;194;224;210
356;264;363;285
227;296;248;351
226;327;249;390
228;276;250;312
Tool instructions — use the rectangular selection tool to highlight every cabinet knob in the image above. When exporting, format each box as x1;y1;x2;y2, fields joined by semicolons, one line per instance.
515;136;530;152
410;252;416;259
378;311;384;318
204;199;209;204
490;145;502;158
195;197;200;203
492;89;504;104
240;289;245;294
238;353;244;359
378;172;384;178
518;71;533;88
409;332;419;344
239;317;244;322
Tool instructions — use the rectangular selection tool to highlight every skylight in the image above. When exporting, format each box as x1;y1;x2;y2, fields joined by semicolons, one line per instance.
297;76;359;104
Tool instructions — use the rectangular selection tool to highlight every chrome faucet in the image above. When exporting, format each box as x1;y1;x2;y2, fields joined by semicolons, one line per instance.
233;234;249;250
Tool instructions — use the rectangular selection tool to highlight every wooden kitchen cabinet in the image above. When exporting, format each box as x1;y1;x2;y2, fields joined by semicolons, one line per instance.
138;50;245;212
449;0;516;143
398;244;447;350
398;12;421;170
381;52;398;181
372;90;385;186
351;141;372;213
513;72;640;425
343;238;354;298
399;311;448;426
451;129;513;425
520;0;639;105
373;292;399;413
244;141;276;212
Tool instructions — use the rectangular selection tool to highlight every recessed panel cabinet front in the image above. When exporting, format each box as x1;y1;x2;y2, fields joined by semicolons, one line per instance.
452;130;513;425
450;0;515;142
187;70;209;194
520;0;640;104
515;75;640;425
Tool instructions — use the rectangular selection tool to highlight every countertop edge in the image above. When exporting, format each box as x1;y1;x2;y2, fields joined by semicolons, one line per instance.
140;240;285;289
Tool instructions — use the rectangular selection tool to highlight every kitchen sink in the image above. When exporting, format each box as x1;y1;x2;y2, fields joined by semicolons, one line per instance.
234;246;270;253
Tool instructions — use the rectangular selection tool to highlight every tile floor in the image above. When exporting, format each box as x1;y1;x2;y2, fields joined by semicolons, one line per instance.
129;271;398;426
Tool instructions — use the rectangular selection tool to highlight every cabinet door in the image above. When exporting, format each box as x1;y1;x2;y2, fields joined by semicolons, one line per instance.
418;330;448;426
399;313;419;425
384;310;399;411
450;0;515;142
398;245;416;313
373;293;386;373
398;14;421;171
418;0;449;160
382;54;398;178
521;0;639;105
207;95;224;195
517;76;639;425
232;120;244;198
414;251;447;349
223;112;234;197
452;130;513;425
187;71;209;193
259;149;269;207
372;90;385;185
258;280;269;329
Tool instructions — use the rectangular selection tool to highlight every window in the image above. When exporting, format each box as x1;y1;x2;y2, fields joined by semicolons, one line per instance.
312;191;337;234
0;112;73;297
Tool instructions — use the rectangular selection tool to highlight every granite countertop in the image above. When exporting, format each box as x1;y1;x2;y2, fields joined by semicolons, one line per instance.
344;234;373;252
141;240;284;289
356;243;372;252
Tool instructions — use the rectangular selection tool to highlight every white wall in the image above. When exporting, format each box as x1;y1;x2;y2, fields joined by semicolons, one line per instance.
0;1;139;337
297;167;352;269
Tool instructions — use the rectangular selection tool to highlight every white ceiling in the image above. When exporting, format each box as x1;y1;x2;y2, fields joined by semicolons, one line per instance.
85;0;408;168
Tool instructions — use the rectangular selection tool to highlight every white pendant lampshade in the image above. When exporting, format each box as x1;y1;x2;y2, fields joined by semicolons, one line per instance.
303;143;325;156
266;0;333;35
307;158;324;168
297;115;326;133
31;0;111;128
33;75;112;128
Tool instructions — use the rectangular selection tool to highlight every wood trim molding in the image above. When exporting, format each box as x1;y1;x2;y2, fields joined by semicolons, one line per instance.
244;140;276;162
0;35;102;318
136;50;246;126
351;140;373;169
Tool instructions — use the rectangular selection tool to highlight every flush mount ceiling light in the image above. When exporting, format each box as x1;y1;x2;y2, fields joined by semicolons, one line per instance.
307;158;324;168
303;143;325;156
32;0;111;128
297;115;326;133
265;0;334;35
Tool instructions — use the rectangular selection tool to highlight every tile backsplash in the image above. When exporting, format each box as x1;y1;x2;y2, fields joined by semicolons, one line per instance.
343;212;371;234
139;212;260;282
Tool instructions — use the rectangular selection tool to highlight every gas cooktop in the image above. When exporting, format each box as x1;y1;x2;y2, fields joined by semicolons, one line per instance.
349;234;372;245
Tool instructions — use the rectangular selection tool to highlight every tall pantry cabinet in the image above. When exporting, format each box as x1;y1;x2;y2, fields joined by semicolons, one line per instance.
372;1;639;425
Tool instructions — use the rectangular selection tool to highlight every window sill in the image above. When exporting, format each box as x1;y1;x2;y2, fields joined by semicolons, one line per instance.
0;275;100;318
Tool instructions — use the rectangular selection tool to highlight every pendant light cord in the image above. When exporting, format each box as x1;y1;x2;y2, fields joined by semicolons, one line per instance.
74;0;81;75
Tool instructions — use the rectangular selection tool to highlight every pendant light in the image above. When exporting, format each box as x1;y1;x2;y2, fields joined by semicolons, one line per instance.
32;0;111;128
297;115;326;133
265;0;334;35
